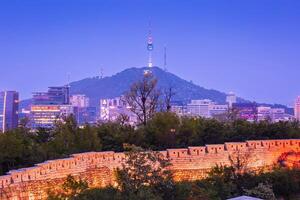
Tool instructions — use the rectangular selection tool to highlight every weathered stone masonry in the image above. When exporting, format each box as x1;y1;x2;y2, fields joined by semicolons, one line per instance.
1;139;300;200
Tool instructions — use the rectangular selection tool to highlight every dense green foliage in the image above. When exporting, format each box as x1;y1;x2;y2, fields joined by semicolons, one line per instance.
0;112;300;175
48;175;88;200
48;151;300;200
115;149;175;200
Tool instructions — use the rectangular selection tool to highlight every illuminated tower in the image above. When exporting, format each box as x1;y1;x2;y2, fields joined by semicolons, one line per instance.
147;24;154;68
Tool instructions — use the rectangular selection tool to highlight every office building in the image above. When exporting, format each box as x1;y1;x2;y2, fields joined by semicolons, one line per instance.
69;94;97;125
270;108;286;122
209;104;228;117
0;91;19;132
295;96;300;121
30;105;75;129
233;103;257;122
30;86;73;129
33;86;70;105
75;107;97;125
171;101;187;117
100;97;136;125
257;106;272;121
187;99;212;118
186;99;228;118
226;92;237;108
70;94;90;108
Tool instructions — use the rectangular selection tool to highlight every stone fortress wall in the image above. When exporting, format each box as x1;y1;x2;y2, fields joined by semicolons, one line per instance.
1;139;300;200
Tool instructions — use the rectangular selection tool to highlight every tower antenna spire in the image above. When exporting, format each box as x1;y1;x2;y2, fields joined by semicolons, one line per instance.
164;45;167;71
67;72;71;87
100;67;104;79
147;21;154;68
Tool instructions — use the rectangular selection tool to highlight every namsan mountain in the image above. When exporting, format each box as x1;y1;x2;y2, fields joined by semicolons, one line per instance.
20;66;291;113
69;66;240;107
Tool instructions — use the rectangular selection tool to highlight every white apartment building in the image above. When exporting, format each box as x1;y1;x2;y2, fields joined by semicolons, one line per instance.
100;97;137;125
257;106;287;122
187;99;228;118
226;92;237;108
295;96;300;121
70;94;90;108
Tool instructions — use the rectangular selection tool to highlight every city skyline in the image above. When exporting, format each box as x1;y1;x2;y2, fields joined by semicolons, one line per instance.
1;0;300;105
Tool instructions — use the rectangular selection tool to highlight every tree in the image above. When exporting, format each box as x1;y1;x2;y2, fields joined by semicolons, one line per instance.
115;147;175;199
74;187;122;200
123;73;160;126
96;122;136;152
244;182;276;200
48;175;88;200
213;107;239;123
204;165;238;199
0;132;24;174
144;112;180;150
162;86;175;112
228;148;255;175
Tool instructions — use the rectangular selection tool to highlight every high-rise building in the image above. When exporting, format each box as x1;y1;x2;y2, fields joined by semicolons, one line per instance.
257;106;289;122
187;99;228;118
0;91;19;132
226;92;237;108
30;86;73;129
70;94;90;108
30;105;75;129
171;101;187;117
257;106;272;121
75;107;97;125
233;103;257;122
295;96;300;121
271;108;286;122
100;97;136;125
209;104;228;117
187;99;212;118
33;86;70;105
70;94;96;125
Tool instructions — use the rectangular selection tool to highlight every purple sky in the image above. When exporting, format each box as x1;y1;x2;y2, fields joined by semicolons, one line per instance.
0;0;299;106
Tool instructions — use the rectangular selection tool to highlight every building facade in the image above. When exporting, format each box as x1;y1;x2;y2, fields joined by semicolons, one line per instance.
74;107;97;125
226;92;237;108
33;86;70;105
187;99;212;118
100;97;136;125
257;106;272;121
30;86;73;129
232;103;257;122
70;94;90;108
187;99;228;118
171;101;187;117
295;96;300;121
30;105;75;129
209;104;228;117
0;91;19;132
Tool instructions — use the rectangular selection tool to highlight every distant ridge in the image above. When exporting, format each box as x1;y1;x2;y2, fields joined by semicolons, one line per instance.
69;66;242;107
20;66;293;114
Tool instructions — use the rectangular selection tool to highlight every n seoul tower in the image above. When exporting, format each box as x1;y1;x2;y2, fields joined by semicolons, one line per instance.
147;23;154;68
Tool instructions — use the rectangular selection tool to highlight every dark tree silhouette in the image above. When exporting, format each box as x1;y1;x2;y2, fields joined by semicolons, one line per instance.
123;73;160;126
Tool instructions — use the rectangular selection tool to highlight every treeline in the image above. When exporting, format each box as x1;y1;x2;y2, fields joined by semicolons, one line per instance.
0;112;300;175
49;149;300;200
51;168;300;200
54;168;300;200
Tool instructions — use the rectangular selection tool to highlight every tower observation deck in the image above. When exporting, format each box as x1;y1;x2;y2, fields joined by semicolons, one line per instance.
147;27;154;68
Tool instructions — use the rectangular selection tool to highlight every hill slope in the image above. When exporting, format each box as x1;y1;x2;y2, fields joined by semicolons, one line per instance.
20;66;292;114
69;67;237;107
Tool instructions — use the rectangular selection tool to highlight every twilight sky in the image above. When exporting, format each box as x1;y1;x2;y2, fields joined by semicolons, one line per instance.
0;0;299;106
